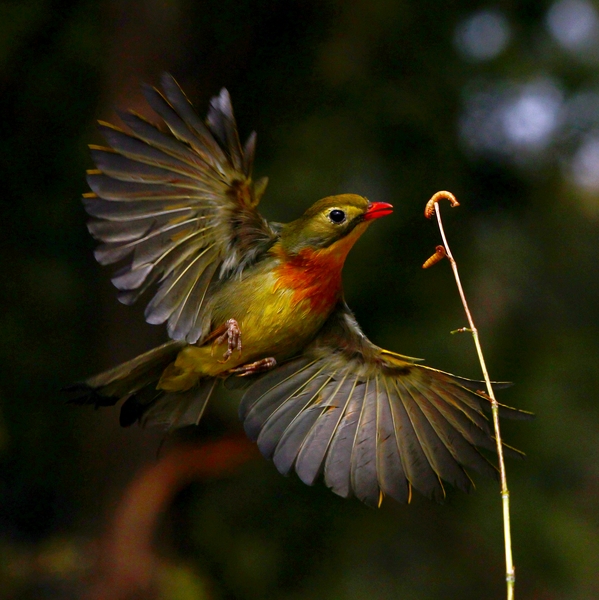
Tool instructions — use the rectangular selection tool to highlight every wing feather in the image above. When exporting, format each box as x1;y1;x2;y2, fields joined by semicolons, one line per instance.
87;172;212;199
242;359;322;440
207;89;244;170
239;358;316;423
398;379;472;494
350;377;381;507
85;75;275;343
117;111;222;177
144;245;215;315
238;302;532;506
411;380;497;479
269;372;337;474
83;196;191;220
389;379;444;500
90;148;203;185
294;373;355;486
322;379;364;498
376;377;410;503
165;260;219;341
159;73;227;163
99;119;211;176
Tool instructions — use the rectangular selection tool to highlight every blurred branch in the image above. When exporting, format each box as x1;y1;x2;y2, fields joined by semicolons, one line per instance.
85;434;258;600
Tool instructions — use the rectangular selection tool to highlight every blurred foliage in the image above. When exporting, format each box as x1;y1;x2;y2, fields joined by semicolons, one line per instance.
1;0;599;598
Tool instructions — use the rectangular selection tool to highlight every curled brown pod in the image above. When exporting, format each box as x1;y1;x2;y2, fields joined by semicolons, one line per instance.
424;190;460;219
422;245;447;269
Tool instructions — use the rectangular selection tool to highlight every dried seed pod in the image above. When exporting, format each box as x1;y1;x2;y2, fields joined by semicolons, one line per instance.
424;190;460;219
422;245;447;269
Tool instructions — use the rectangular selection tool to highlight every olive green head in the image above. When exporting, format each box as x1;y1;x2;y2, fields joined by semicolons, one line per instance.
281;194;392;254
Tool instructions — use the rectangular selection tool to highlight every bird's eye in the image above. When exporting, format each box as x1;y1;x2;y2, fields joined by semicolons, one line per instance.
328;209;346;224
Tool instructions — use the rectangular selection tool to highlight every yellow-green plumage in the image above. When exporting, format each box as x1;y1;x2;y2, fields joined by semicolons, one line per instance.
158;194;374;388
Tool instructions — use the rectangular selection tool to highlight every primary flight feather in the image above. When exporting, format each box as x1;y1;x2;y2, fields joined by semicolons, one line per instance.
70;74;531;507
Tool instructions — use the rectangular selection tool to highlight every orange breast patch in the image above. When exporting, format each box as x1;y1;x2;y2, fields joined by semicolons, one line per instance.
272;226;364;315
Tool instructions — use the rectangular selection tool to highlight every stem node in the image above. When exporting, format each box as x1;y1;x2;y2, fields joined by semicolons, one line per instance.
450;327;473;334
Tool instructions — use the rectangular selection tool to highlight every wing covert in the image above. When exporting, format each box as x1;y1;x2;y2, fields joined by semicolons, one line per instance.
238;303;532;507
85;74;275;343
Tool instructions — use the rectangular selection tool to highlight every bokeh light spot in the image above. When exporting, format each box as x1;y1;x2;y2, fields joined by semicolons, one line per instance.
571;135;599;190
454;9;511;61
501;81;564;148
460;79;563;159
546;0;599;51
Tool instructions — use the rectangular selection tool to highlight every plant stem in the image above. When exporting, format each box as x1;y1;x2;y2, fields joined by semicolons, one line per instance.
425;191;515;600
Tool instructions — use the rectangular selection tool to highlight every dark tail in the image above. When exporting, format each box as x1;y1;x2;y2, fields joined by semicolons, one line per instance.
64;340;219;429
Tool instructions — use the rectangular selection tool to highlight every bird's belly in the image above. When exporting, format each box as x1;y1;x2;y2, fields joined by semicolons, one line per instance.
235;287;328;360
168;268;336;382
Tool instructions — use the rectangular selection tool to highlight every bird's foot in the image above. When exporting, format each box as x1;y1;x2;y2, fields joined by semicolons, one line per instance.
213;319;242;363
229;357;277;377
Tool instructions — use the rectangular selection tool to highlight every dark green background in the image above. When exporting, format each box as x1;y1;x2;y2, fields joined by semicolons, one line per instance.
1;0;598;598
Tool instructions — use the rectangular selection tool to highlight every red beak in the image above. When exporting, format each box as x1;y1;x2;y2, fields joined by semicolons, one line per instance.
363;202;394;221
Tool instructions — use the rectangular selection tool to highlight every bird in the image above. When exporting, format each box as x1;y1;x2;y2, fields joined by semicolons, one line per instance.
68;73;531;507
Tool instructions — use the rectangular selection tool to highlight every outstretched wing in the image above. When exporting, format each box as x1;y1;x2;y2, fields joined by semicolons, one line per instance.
85;73;276;343
238;303;532;507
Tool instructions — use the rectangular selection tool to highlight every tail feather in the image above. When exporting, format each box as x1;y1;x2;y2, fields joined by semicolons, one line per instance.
64;340;219;428
133;378;218;429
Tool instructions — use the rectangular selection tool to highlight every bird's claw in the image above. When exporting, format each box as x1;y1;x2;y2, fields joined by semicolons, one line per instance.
214;319;242;363
229;357;277;377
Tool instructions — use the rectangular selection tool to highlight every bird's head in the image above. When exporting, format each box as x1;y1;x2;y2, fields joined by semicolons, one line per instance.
280;194;393;255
